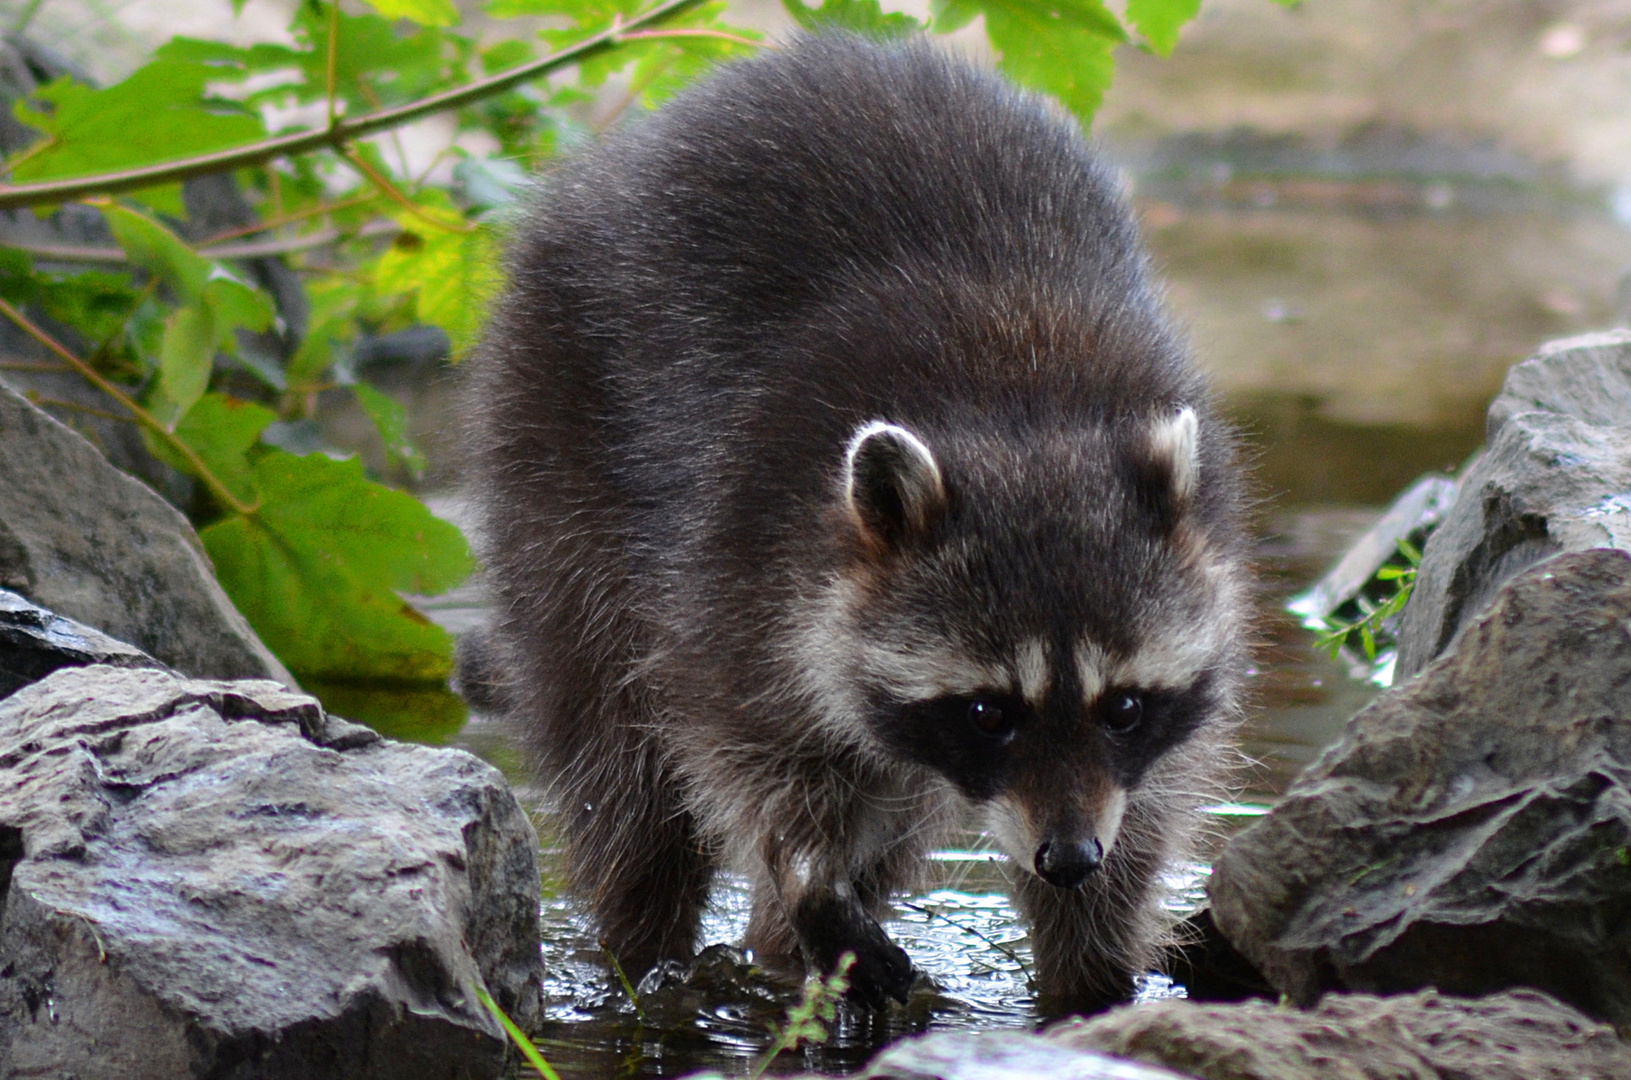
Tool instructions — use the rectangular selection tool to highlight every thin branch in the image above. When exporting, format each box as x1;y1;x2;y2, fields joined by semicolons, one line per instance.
1;219;400;264
0;0;710;211
0;134;58;178
0;360;69;372
617;28;769;48
325;0;342;131
25;392;130;424
338;146;474;233
0;298;259;516
197;193;377;245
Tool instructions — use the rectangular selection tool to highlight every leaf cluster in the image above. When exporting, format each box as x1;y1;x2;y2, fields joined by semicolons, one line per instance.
1313;539;1423;663
749;951;856;1078
0;0;1251;733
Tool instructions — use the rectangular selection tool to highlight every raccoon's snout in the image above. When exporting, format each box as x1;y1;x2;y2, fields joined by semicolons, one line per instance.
1034;837;1103;889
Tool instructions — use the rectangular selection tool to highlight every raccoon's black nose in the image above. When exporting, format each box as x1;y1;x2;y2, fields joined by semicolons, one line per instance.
1034;838;1103;889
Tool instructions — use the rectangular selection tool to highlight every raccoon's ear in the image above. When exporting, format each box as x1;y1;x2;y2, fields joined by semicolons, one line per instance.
844;421;946;545
1147;406;1199;505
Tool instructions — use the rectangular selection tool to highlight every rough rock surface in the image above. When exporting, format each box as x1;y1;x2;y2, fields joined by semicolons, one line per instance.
0;381;293;686
1053;988;1631;1080
848;1030;1197;1080
1211;549;1631;1024
0;664;541;1079
0;588;162;698
1396;330;1631;679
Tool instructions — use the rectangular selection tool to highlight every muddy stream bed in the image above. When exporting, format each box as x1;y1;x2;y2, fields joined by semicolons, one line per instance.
341;144;1631;1075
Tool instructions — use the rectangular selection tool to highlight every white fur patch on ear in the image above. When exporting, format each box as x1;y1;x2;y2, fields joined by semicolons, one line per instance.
843;421;945;542
1149;406;1199;504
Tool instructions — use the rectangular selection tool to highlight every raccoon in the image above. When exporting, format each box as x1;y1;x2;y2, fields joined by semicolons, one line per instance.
469;32;1250;1010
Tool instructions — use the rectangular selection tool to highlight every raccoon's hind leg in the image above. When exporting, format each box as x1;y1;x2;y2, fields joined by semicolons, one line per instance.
517;640;715;979
561;712;715;979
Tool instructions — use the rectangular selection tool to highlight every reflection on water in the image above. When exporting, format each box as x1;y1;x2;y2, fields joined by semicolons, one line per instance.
524;832;1224;1078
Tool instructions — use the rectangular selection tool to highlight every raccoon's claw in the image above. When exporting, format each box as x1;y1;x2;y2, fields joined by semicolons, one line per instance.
795;890;914;1008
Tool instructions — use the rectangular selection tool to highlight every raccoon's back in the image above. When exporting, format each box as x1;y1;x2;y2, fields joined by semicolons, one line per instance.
491;34;1153;379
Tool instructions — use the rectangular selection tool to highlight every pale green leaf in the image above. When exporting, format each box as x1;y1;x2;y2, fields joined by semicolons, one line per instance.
101;204;211;304
358;0;460;27
1125;0;1200;54
156;304;217;426
353;381;428;480
374;197;500;358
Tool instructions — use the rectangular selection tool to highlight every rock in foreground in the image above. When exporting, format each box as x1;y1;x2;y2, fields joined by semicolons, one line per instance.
1054;987;1631;1080
0;664;541;1079
1212;549;1631;1024
1396;329;1631;679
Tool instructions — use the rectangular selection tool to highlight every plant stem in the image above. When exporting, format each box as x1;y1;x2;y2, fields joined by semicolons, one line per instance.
474;987;562;1080
3;219;399;264
0;0;710;211
0;297;259;516
338;146;474;233
325;0;341;131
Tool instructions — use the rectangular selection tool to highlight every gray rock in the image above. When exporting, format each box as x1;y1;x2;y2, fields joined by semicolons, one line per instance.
1396;330;1631;680
1052;987;1631;1080
0;588;163;698
852;1030;1197;1080
0;664;542;1079
0;381;294;686
1211;549;1631;1025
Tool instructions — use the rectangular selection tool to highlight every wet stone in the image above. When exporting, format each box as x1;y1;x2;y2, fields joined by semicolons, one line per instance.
1211;548;1631;1024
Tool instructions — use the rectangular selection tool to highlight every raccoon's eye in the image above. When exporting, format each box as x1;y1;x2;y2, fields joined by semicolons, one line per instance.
967;698;1014;737
1103;691;1144;734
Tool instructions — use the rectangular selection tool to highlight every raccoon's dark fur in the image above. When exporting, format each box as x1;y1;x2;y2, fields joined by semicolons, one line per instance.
470;33;1250;1010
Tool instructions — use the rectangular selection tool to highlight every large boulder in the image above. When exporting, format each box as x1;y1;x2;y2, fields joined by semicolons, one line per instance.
1396;330;1631;679
1053;988;1631;1080
0;664;541;1079
1211;549;1631;1024
0;381;293;686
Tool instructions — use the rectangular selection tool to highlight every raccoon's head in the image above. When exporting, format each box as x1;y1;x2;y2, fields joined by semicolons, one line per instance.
794;408;1246;889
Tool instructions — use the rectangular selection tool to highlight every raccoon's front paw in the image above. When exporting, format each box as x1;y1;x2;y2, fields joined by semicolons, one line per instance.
794;890;913;1008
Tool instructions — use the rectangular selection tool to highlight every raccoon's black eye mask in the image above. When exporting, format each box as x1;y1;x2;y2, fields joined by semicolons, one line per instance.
873;672;1220;799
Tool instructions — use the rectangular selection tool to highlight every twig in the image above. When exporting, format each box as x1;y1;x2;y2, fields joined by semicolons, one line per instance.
897;899;1034;984
0;360;69;372
616;28;769;48
0;0;710;210
0;297;258;516
1;219;400;264
24;392;130;423
197;193;376;245
338;146;475;233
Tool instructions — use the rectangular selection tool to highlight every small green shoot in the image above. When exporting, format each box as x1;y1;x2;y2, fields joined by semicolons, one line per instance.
748;951;855;1079
1313;538;1423;661
599;937;649;1023
474;986;562;1080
